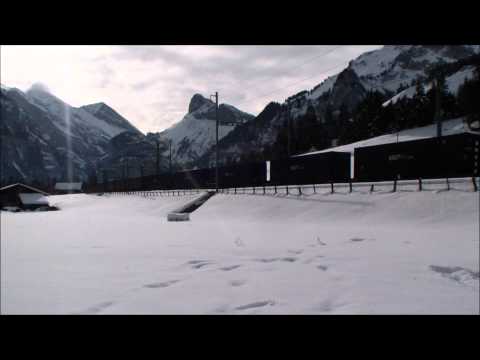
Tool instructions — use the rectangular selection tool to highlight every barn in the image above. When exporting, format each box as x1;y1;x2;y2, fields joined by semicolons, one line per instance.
354;133;480;182
0;183;51;211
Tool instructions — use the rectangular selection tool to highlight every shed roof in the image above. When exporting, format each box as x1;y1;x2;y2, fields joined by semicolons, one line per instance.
0;183;50;196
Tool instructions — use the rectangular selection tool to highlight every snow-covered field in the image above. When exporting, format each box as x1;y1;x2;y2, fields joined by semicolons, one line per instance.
1;186;479;314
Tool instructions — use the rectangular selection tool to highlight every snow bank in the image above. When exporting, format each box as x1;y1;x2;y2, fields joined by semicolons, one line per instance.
1;190;478;314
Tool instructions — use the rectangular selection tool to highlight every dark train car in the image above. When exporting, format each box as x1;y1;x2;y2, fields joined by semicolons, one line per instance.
354;133;480;181
219;161;266;188
270;151;351;186
174;168;215;189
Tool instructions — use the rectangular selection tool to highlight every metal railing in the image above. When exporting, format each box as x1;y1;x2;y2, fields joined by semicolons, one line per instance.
93;177;478;198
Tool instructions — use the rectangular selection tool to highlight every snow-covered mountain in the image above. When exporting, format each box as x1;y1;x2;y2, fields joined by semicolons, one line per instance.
201;45;480;165
1;84;141;184
154;94;254;167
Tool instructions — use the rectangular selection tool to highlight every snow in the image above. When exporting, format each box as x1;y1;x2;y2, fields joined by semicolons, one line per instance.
162;112;238;164
351;45;407;78
307;74;338;100
18;193;49;206
1;187;478;314
25;88;126;139
446;66;475;94
382;66;476;107
297;117;470;157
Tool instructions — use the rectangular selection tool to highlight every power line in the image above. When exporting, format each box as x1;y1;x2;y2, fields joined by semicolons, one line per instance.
232;62;347;109
236;45;342;95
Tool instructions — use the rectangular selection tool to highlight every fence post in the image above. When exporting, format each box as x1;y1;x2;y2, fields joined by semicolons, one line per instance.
313;184;316;194
253;186;256;194
286;185;289;195
418;178;422;191
234;187;237;194
393;179;397;193
349;181;352;193
473;177;478;192
331;182;334;194
263;186;266;195
370;184;374;193
274;185;277;194
446;177;450;191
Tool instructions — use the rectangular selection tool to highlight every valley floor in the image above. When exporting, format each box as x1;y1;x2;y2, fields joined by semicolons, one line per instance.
1;186;479;314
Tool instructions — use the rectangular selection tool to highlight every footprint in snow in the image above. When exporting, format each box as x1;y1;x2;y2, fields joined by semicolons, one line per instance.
229;280;246;287
429;265;479;284
144;280;179;289
287;249;304;255
187;260;213;269
76;301;115;315
235;300;275;311
220;265;242;271
254;257;297;263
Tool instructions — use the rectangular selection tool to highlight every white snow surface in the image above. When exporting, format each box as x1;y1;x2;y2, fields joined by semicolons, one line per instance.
1;188;478;314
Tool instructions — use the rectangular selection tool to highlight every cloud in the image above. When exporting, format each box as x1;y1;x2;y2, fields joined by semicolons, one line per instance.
1;45;382;134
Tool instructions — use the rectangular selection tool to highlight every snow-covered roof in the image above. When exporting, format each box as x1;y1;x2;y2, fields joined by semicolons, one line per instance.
296;118;472;157
19;193;49;206
55;182;83;190
0;183;50;196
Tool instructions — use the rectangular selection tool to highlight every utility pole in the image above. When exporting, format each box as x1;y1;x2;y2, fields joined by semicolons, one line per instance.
169;139;172;175
156;140;160;178
215;91;219;192
435;77;442;138
210;91;219;192
287;117;291;157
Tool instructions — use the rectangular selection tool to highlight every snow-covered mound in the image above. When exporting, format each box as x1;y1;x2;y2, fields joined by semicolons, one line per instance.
2;189;478;314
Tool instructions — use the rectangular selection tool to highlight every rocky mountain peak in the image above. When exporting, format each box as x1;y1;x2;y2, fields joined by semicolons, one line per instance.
188;93;213;113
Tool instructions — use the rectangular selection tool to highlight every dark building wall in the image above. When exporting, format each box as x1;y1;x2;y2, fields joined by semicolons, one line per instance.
271;152;351;186
354;133;480;181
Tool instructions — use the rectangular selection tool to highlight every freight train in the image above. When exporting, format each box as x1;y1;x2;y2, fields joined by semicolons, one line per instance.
88;132;479;193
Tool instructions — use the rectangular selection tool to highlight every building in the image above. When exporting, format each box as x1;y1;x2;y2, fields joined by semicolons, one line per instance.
0;183;50;211
54;182;83;194
354;133;480;181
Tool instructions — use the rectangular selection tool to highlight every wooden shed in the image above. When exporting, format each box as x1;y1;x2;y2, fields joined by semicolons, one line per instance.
0;183;50;210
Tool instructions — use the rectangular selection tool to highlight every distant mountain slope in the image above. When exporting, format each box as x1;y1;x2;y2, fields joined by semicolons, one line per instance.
1;84;141;185
200;45;480;166
81;102;142;135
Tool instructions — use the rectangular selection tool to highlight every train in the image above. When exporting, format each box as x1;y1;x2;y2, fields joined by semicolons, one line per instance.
87;132;480;193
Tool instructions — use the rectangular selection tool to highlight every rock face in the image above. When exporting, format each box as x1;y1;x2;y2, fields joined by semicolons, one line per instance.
328;68;367;113
188;94;213;114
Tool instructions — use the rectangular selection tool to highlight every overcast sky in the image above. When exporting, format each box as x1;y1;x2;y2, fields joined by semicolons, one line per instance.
1;45;381;134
